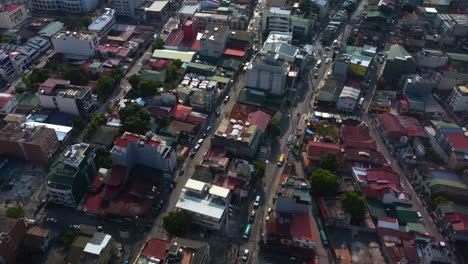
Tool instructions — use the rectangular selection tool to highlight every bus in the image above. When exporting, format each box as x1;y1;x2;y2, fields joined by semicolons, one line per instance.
277;154;286;166
243;224;252;239
320;230;329;247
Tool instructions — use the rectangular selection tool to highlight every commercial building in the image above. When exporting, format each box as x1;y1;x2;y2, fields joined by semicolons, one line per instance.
113;0;140;18
262;7;291;33
0;4;29;29
336;86;360;112
0;123;60;166
135;238;209;264
88;9;115;37
245;52;290;95
193;13;229;29
435;14;468;37
200;24;229;58
447;84;468;112
176;179;231;230
111;132;176;172
47;143;97;207
145;1;170;25
0;216;27;264
30;0;99;14
38;78;94;116
81;232;116;264
415;49;448;68
51;31;98;59
383;44;417;81
212;118;262;158
0;93;17;115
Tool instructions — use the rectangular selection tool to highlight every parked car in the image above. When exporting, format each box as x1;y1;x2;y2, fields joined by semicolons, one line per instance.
69;224;81;230
242;249;250;262
254;195;260;208
314;73;319;79
325;58;331;64
46;217;58;223
197;138;204;144
249;211;255;223
224;95;230;103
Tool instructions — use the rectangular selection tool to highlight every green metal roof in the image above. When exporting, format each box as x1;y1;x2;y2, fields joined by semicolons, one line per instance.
186;62;217;72
39;21;65;38
90;62;102;68
317;85;342;103
426;178;468;190
141;69;166;83
387;44;412;61
367;199;388;218
446;52;468;62
396;206;419;223
430;120;461;130
437;202;468;216
400;222;426;234
210;76;230;84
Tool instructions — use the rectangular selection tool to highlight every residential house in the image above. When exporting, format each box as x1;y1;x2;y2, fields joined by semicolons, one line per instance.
340;46;375;77
376;113;427;141
80;232;116;264
421;242;452;264
193;13;229;29
38;78;94;116
176;179;231;230
377;216;399;230
447;84;468;112
9;51;32;74
47;143;97;207
51;31;98;59
0;93;17;115
0;49;17;82
434;123;468;170
317;197;352;226
443;212;468;242
0;216;27;264
413;166;468;202
305;141;342;169
0;123;60;166
111;132;176;173
135;237;209;264
315;83;342;108
0;4;29;29
30;0;99;14
200;24;229;58
437;71;468;90
340;125;377;150
336;86;360;112
22;227;51;253
212;118;262;159
343;148;388;169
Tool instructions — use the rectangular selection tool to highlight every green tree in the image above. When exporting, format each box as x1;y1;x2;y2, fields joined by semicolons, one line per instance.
95;76;115;96
111;67;125;81
96;153;112;169
24;68;51;91
63;67;89;85
319;153;340;172
0;35;14;44
6;206;25;219
299;0;319;16
72;116;85;127
67;16;82;30
253;160;266;179
166;65;179;82
430;195;448;208
266;117;281;137
401;2;416;13
316;124;338;142
152;37;165;51
340;192;367;221
119;102;150;134
163;211;191;236
58;230;79;245
172;59;183;68
81;15;92;28
128;73;141;89
309;168;338;196
139;79;160;97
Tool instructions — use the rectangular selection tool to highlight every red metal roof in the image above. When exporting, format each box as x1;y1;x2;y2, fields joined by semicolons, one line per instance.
445;212;468;231
114;133;161;149
248;111;271;132
5;4;21;13
292;212;317;242
379;216;398;223
213;176;243;193
148;107;170;118
267;213;292;239
307;142;342;160
185;112;207;125
164;30;184;47
39;78;70;94
82;192;104;215
377;113;426;138
229;103;277;122
341;125;377;150
169;104;192;120
442;132;468;151
366;167;399;185
141;239;171;260
0;94;15;108
224;48;246;57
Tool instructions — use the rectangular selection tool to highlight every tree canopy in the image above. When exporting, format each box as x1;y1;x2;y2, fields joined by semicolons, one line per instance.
309;168;338;196
316;124;338;142
319;153;340;172
163;211;191;236
23;68;51;91
401;2;416;13
81;15;92;28
253;160;266;179
119;102;150;135
6;206;24;219
340;192;367;221
172;59;183;69
299;0;320;16
111;67;125;81
95;76;115;96
139;79;160;97
429;195;448;208
152;38;165;51
0;35;14;44
266;117;281;137
63;67;89;85
128;73;141;89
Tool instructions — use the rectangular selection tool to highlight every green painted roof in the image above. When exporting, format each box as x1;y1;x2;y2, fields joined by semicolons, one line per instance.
446;52;468;62
152;50;196;62
90;62;102;68
367;199;388;218
141;69;166;83
442;71;468;80
317;85;342;103
387;44;412;61
426;178;468;190
430;120;461;130
186;62;217;72
437;202;468;216
192;169;214;183
89;125;120;146
401;222;426;234
210;76;230;84
293;189;312;203
39;21;65;37
396;206;419;223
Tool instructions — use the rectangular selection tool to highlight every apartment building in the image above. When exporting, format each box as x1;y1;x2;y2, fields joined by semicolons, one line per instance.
0;93;17;115
0;216;27;264
38;78;94;116
262;7;291;33
47;143;96;207
111;132;177;172
435;14;468;37
200;24;229;58
0;49;17;82
447;84;468;112
176;179;231;230
88;9;115;37
0;123;60;166
0;4;29;29
112;0;140;18
51;31;98;59
30;0;99;14
336;86;360;112
245;52;290;95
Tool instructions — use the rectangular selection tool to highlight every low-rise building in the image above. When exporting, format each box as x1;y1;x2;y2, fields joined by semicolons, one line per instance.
262;7;291;33
413;166;468;202
38;78;94;116
0;216;27;264
434;124;468;170
88;9;115;37
336;86;360;112
0;93;17;115
47;143;97;207
443;212;468;242
176;179;231;230
51;30;98;59
416;49;448;68
383;44;416;81
22;226;51;253
245;52;290;95
200;24;229;58
0;49;17;82
212;118;262;158
193;12;229;29
81;232;116;264
145;1;169;25
0;123;60;166
0;4;29;29
447;84;468;112
435;14;468;37
111;132;176;172
9;51;31;74
113;0;140;18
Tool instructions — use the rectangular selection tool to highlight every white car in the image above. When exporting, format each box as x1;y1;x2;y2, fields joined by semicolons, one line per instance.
325;58;331;64
69;224;81;230
46;217;58;223
242;249;249;262
197;138;204;144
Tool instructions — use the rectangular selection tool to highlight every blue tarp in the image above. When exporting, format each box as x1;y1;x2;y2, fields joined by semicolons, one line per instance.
306;129;314;134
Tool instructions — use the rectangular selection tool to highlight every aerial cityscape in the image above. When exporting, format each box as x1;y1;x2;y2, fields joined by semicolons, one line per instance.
0;0;467;263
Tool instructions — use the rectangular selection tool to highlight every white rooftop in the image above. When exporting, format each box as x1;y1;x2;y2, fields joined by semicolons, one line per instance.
147;1;169;12
176;193;226;220
88;9;115;32
269;7;291;15
185;179;206;192
209;185;230;198
83;234;112;255
24;121;72;141
340;86;360;100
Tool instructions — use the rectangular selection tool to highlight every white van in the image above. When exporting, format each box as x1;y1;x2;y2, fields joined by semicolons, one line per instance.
316;60;322;68
254;195;261;208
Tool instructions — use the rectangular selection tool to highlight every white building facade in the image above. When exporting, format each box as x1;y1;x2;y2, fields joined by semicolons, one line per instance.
30;0;99;14
246;53;290;95
0;4;29;29
448;85;468;112
337;86;360;112
262;7;291;33
0;93;17;115
113;0;140;18
51;31;98;58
